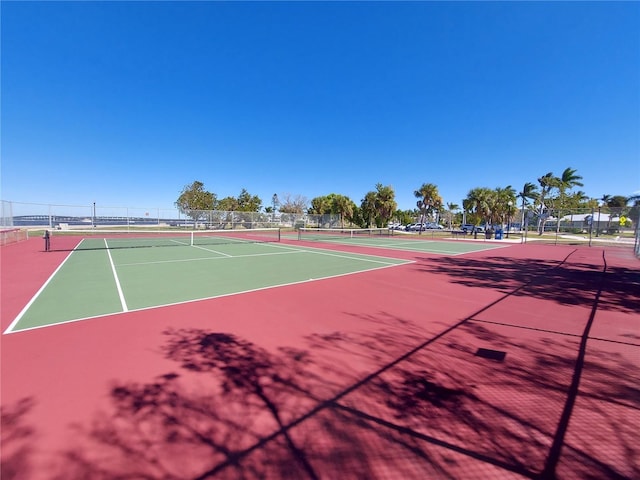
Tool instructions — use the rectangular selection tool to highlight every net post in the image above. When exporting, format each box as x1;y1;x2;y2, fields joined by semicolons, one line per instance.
190;231;194;246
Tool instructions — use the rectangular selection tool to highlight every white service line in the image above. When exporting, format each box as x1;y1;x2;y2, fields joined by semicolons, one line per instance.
117;249;305;267
106;239;128;312
262;241;408;265
191;243;232;257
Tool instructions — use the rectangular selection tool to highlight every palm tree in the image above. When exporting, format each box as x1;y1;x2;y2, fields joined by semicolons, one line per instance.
555;167;584;234
374;184;397;227
494;186;517;227
332;194;354;229
414;183;442;233
599;194;612;233
445;202;460;229
518;182;538;232
537;172;559;234
465;187;494;227
360;191;377;228
462;198;472;225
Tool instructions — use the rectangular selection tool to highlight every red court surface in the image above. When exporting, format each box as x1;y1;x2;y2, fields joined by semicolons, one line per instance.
2;237;639;479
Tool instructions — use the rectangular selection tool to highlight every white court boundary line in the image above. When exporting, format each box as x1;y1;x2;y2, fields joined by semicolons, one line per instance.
117;249;304;267
116;242;408;268
260;241;412;265
296;237;512;255
105;239;128;311
191;243;232;257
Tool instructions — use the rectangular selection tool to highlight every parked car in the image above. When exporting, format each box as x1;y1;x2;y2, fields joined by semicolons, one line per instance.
461;224;484;233
409;223;430;231
425;222;444;230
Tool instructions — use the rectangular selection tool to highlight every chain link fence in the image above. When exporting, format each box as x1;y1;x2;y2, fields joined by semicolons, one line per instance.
0;200;349;230
2;200;638;256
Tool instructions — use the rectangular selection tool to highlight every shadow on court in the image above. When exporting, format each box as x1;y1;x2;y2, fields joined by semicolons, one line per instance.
43;311;639;479
418;253;640;316
0;397;37;480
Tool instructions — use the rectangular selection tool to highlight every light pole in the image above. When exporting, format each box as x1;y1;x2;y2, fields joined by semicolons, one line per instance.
271;194;279;224
506;201;513;239
588;203;595;246
596;201;602;237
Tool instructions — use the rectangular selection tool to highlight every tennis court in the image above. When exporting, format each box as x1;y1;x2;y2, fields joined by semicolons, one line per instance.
2;230;638;479
297;227;510;255
5;228;413;333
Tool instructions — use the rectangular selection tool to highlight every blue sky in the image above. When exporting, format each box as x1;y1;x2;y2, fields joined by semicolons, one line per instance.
2;1;639;212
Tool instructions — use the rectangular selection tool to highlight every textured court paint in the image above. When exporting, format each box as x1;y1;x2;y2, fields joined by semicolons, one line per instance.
1;239;638;479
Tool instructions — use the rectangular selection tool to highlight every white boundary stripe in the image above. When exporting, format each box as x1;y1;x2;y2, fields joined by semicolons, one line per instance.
260;241;410;265
191;243;232;257
116;243;407;268
298;237;512;255
3;245;78;334
105;239;128;312
5;260;414;335
118;249;304;267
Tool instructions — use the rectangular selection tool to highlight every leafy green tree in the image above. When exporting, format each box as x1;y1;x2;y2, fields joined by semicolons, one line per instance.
236;189;262;212
606;195;629;208
393;209;415;226
351;205;365;228
175;181;217;223
565;190;589;210
627;198;639;227
360;191;378;227
308;193;356;227
217;197;239;212
308;195;333;215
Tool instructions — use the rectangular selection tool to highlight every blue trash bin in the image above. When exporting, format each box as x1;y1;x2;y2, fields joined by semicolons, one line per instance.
495;228;503;240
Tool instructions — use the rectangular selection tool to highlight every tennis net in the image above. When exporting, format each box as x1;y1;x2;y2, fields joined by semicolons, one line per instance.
49;228;281;250
297;227;393;242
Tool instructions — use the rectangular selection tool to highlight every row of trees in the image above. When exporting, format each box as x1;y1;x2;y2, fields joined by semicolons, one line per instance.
176;169;639;232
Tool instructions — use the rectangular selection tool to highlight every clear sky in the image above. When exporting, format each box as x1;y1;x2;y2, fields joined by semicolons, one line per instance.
1;1;639;212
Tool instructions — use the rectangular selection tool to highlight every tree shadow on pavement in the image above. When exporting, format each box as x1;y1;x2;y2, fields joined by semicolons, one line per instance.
420;254;640;315
52;311;639;479
1;397;37;480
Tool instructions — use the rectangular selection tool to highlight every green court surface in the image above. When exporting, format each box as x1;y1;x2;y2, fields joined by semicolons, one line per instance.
296;232;509;255
7;241;412;333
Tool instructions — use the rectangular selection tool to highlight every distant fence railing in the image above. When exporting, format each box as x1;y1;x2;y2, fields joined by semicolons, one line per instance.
2;200;638;254
0;200;348;230
0;227;28;246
